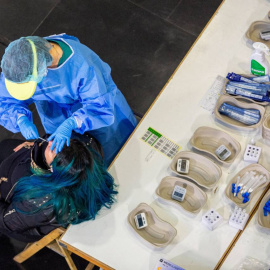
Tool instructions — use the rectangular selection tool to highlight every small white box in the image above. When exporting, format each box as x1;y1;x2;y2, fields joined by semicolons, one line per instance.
171;185;186;202
229;207;249;230
134;213;148;229
176;159;189;174
215;145;231;161
243;144;261;164
202;209;223;230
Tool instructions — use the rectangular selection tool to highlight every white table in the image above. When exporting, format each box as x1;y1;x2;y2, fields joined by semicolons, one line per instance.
220;189;270;270
60;0;270;269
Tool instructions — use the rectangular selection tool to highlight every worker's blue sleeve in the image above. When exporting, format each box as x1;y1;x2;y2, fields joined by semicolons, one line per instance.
0;74;33;133
72;66;115;134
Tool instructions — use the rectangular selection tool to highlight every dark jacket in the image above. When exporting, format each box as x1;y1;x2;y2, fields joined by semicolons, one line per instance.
0;133;102;242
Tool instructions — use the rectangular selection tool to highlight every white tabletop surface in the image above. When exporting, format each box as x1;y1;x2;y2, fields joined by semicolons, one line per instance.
61;0;270;269
221;202;270;270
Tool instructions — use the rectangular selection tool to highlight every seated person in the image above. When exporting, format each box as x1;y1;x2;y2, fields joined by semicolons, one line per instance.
0;134;117;242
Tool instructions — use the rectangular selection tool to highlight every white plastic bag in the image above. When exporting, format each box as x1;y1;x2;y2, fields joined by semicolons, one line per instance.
237;256;270;270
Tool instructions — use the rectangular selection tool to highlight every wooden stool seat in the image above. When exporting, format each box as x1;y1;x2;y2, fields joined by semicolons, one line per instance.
13;227;78;270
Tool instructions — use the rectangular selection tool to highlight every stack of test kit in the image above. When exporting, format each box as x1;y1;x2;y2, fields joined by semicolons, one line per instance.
212;72;270;131
225;72;270;103
214;94;265;131
218;102;261;125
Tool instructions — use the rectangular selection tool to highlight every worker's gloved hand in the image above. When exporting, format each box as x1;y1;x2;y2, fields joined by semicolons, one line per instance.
17;115;39;140
47;117;77;154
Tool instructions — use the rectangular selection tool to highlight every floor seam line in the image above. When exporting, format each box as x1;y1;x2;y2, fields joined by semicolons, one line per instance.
126;0;198;37
31;1;59;35
166;0;183;20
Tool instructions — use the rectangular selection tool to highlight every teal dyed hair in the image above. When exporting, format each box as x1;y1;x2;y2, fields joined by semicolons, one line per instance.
12;139;118;226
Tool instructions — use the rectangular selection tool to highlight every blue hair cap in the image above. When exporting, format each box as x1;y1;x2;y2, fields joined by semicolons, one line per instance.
1;36;53;83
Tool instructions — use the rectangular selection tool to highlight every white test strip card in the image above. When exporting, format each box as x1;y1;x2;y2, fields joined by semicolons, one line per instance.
141;127;180;159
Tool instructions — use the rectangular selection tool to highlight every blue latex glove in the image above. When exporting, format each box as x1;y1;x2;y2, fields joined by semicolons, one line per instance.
17;115;39;140
47;117;77;154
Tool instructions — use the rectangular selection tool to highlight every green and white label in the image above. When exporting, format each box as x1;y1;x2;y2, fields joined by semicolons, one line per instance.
251;59;265;76
141;127;180;159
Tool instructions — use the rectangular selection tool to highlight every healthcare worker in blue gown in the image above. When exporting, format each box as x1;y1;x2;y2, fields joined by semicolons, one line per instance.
0;34;137;166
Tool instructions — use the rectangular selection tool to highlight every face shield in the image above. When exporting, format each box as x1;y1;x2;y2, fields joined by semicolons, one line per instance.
1;36;52;100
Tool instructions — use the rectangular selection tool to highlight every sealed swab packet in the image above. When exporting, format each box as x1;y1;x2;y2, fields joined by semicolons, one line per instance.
226;73;270;101
252;75;270;83
226;72;259;84
218;103;260;125
227;81;269;95
220;103;260;117
225;86;269;102
226;85;269;99
226;72;270;83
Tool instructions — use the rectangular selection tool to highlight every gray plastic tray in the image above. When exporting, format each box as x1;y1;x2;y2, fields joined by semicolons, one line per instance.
214;95;265;131
127;202;177;248
189;126;241;165
155;176;207;215
222;75;269;106
225;163;270;208
245;20;270;47
170;151;222;190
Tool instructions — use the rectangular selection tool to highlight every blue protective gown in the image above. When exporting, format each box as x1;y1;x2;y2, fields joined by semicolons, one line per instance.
0;34;137;165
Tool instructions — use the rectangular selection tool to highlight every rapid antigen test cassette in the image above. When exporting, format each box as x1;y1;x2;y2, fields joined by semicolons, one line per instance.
176;159;189;174
215;145;231;161
134;213;147;229
171;185;186;202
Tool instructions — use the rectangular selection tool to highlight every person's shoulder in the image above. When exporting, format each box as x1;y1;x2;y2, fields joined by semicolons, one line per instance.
0;73;13;96
45;33;82;52
45;33;80;42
